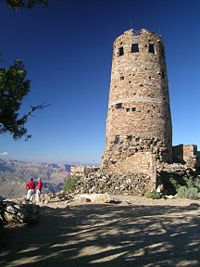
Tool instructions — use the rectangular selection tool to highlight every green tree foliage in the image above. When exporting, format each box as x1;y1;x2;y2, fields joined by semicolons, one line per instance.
0;0;49;139
0;59;47;139
146;190;161;199
6;0;48;10
63;176;80;193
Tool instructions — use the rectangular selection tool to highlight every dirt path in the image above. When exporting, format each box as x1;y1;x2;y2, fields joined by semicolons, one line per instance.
1;197;200;267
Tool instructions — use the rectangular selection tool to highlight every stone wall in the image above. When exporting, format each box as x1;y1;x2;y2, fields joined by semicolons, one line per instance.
70;166;86;176
73;171;155;196
102;135;165;174
172;144;198;169
71;166;100;176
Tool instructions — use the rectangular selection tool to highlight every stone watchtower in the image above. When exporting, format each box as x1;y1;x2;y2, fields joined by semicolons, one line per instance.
102;29;172;175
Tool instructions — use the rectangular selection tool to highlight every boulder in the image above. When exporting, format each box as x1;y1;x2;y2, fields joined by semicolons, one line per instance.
74;193;111;203
1;201;40;224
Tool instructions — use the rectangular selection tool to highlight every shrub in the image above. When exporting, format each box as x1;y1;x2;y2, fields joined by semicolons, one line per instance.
177;186;200;200
193;177;200;191
146;190;161;199
159;173;200;199
159;173;186;195
185;178;195;188
63;175;80;193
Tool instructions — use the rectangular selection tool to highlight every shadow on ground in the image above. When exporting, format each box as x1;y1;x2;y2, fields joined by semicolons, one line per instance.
0;203;200;266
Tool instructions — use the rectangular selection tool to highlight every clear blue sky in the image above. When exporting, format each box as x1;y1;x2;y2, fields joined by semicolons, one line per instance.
0;0;199;164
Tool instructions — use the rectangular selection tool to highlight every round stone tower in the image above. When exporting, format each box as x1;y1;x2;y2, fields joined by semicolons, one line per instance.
102;29;172;174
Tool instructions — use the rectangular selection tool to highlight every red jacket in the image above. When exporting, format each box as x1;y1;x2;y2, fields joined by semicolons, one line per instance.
37;180;43;190
26;180;35;190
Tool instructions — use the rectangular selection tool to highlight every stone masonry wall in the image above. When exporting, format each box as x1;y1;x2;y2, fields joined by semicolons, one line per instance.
102;135;166;174
173;144;197;163
74;171;155;196
172;144;198;169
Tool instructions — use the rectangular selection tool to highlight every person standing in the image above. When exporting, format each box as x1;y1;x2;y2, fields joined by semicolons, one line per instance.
36;177;43;202
26;178;35;202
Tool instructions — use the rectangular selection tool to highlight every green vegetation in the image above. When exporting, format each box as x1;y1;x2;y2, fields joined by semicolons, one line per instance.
146;190;161;199
63;175;80;193
177;186;200;199
159;172;200;200
176;177;200;199
0;1;48;140
5;0;48;10
159;174;186;195
0;60;48;140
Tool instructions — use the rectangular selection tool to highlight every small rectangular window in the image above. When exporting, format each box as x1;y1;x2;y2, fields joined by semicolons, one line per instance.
118;47;124;56
149;44;155;54
126;108;130;112
120;76;124;80
132;107;136;111
131;43;139;53
114;135;120;144
115;103;122;109
126;135;132;141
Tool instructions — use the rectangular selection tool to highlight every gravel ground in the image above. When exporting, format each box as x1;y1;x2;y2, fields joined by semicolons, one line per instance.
1;196;200;267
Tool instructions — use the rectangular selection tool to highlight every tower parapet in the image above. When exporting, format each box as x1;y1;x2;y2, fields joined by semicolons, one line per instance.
102;29;172;174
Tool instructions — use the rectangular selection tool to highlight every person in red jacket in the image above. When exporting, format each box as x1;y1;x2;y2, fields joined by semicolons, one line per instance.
36;177;43;202
26;178;35;201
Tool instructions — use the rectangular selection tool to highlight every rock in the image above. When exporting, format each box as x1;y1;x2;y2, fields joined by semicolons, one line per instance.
82;198;91;203
43;194;51;204
74;193;111;203
156;184;164;193
106;197;122;204
164;195;175;199
1;201;40;224
189;203;199;209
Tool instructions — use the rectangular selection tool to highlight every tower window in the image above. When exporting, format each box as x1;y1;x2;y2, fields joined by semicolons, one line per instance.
131;43;139;53
115;103;122;109
114;135;120;144
118;47;124;56
162;71;165;78
132;107;136;111
120;76;124;80
149;44;155;54
126;108;130;112
126;135;132;141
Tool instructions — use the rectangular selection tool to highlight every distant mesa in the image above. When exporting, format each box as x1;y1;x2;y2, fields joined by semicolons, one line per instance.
0;159;71;199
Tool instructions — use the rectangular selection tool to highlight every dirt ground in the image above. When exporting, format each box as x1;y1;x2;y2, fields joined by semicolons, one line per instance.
1;196;200;267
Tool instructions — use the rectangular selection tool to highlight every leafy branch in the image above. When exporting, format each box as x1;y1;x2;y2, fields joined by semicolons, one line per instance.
5;0;48;10
0;60;49;140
